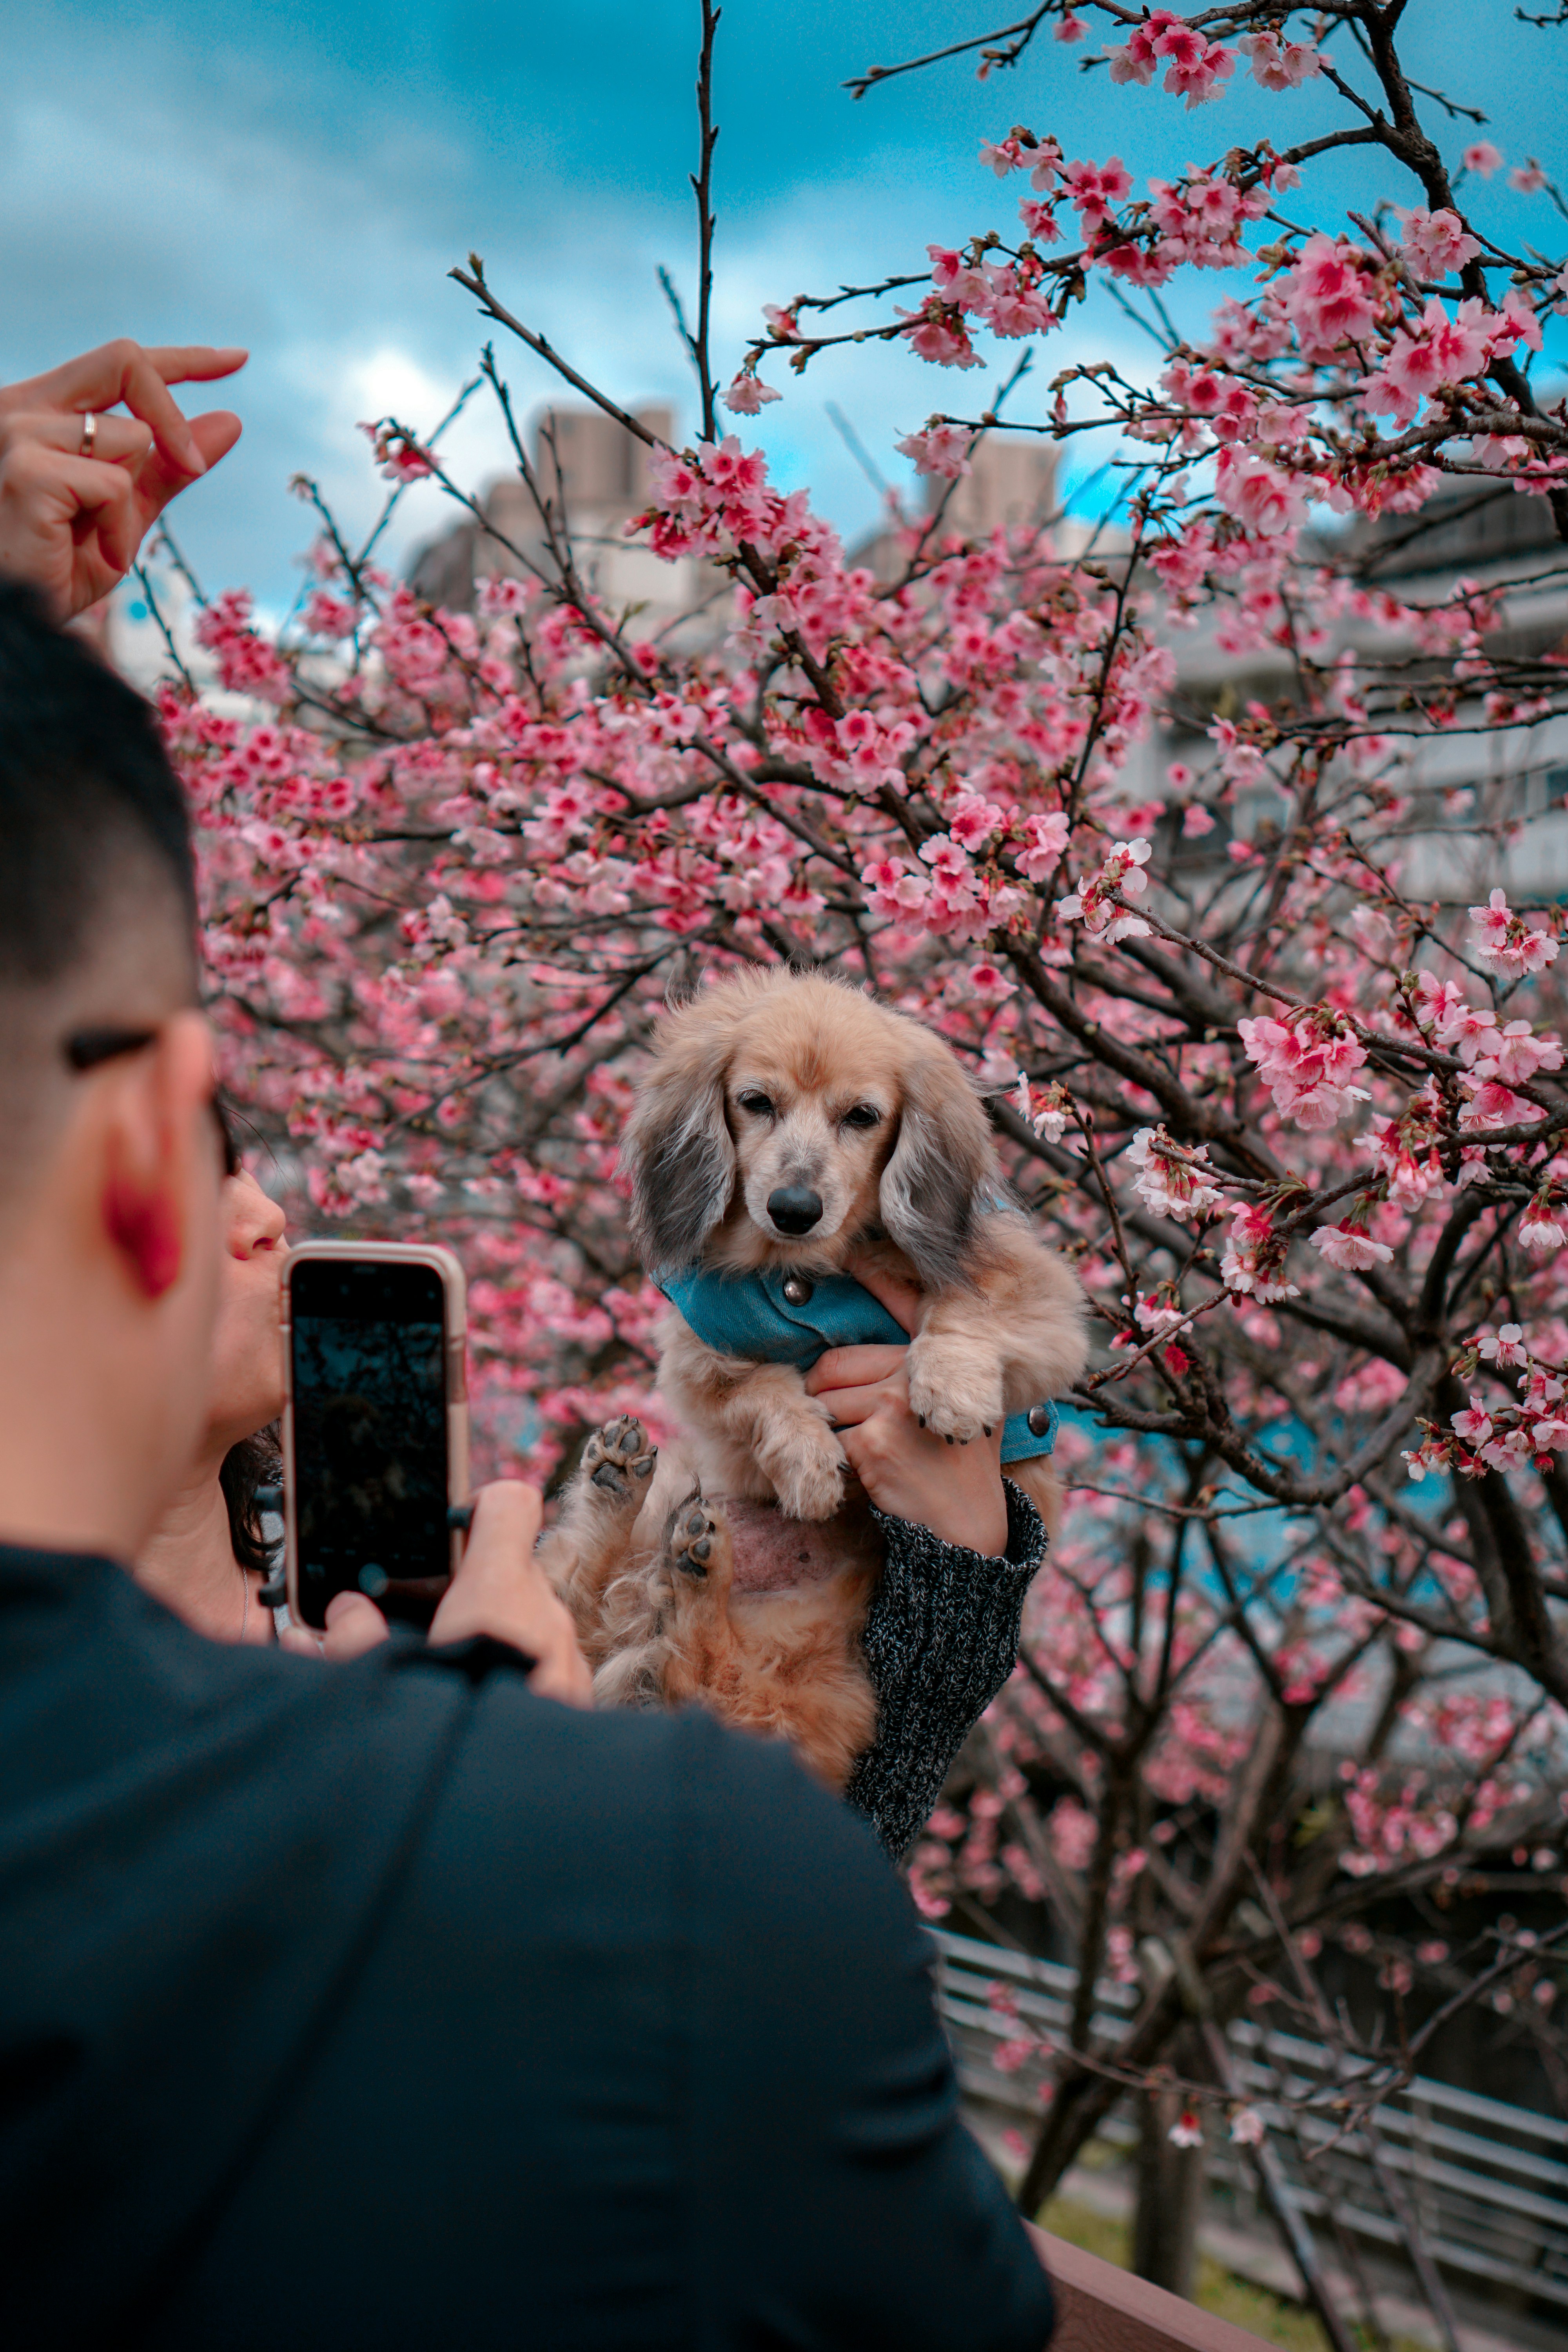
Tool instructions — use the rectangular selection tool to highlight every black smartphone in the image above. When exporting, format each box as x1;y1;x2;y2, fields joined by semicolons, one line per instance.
281;1241;468;1633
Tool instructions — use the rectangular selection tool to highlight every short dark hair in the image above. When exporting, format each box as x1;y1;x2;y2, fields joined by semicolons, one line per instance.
0;580;196;988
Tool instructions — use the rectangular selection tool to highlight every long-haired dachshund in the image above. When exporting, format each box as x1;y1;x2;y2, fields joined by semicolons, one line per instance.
540;967;1087;1787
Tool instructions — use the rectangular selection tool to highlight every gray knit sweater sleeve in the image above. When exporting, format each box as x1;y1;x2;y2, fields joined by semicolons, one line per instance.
843;1479;1047;1862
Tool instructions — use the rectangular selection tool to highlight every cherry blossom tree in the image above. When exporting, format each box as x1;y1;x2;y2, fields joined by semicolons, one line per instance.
142;0;1568;2321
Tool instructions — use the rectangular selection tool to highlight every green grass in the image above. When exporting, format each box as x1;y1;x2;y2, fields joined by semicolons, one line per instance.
1036;2194;1428;2352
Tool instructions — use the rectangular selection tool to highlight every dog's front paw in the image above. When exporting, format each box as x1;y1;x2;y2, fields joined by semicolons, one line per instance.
757;1419;847;1522
906;1334;1005;1446
772;1453;847;1522
581;1414;658;1504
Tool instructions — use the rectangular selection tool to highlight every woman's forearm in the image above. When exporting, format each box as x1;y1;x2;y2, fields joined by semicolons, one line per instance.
844;1481;1046;1861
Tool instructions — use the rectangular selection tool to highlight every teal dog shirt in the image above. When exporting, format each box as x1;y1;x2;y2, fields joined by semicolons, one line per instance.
659;1264;1058;1464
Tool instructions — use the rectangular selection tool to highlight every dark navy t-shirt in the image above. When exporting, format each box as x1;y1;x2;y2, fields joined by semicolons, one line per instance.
0;1543;1053;2350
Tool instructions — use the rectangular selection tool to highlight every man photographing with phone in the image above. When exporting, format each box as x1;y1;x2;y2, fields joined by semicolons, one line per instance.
0;577;1053;2347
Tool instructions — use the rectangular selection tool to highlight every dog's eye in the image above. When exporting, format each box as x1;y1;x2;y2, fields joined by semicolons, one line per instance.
736;1091;776;1118
842;1104;882;1130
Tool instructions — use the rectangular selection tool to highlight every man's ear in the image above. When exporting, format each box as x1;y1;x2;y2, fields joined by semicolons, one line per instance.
101;1013;216;1299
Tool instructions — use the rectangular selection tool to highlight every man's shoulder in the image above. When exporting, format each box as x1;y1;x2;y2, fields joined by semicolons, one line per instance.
432;1649;900;1909
0;1538;912;1982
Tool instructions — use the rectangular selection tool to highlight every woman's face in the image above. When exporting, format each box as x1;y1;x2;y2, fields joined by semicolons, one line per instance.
207;1168;289;1454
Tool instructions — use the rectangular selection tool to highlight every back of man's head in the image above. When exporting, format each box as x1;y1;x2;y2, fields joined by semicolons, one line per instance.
0;580;198;1207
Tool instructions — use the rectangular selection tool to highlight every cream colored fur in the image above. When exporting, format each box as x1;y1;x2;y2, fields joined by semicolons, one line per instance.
543;967;1088;1786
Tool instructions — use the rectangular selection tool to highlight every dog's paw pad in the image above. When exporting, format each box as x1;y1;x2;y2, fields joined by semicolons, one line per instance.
668;1495;728;1581
583;1415;657;1499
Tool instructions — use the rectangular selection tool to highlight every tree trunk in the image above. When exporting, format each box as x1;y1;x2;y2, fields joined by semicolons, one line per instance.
1131;2054;1205;2298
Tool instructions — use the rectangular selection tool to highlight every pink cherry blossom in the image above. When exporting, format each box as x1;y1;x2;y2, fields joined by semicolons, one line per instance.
897;423;975;479
721;372;781;414
860;857;930;918
358;419;434;483
1155;27;1235;109
979;136;1028;178
1214;448;1313;536
1062;156;1134;233
1127;1127;1223;1220
1278;235;1381;358
1477;1323;1529;1367
1105;18;1169;87
962;962;1017;1002
1056;837;1153;942
895;295;984;368
1239;32;1322;91
1016;811;1071;880
194;592;291;701
1014;1074;1072;1144
1312;1223;1396;1271
1520;1203;1568;1252
1482;1021;1563;1085
947;789;1008;850
1396;208;1482;278
1500;286;1544;354
1463;142;1503;176
1469;889;1561;976
1436;1002;1497;1064
1220;1203;1298;1302
1239;1010;1370;1130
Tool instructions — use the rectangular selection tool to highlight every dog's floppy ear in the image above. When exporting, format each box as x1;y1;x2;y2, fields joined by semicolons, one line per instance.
620;1001;739;1275
880;1036;997;1291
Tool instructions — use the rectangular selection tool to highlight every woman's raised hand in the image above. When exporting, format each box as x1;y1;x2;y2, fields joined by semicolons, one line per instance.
0;340;246;618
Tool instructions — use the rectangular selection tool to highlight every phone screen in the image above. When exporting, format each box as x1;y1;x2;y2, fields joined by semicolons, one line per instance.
289;1257;452;1630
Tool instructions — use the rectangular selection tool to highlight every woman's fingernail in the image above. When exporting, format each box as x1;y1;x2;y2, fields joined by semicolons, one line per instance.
185;439;207;475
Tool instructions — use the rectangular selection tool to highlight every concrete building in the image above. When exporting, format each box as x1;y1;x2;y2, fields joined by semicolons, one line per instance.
850;432;1061;582
409;415;1070;629
408;403;726;644
1132;485;1568;904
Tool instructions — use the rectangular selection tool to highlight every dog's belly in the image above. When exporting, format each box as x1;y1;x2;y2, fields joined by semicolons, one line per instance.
715;1493;884;1593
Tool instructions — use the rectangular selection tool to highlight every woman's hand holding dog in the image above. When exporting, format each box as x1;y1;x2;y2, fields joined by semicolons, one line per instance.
804;1345;1009;1557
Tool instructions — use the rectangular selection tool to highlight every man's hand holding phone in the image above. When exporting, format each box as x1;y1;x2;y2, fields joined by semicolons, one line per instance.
279;1481;593;1708
428;1483;591;1706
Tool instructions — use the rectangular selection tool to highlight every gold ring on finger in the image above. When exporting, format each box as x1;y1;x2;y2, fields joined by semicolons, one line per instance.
79;412;98;457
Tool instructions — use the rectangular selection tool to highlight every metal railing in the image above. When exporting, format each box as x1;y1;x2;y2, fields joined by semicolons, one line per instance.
933;1927;1568;2316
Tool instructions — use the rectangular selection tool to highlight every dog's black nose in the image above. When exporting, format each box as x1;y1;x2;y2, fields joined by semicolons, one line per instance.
768;1184;823;1235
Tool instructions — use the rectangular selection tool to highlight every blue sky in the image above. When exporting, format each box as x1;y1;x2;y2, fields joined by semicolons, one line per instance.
4;0;1563;605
